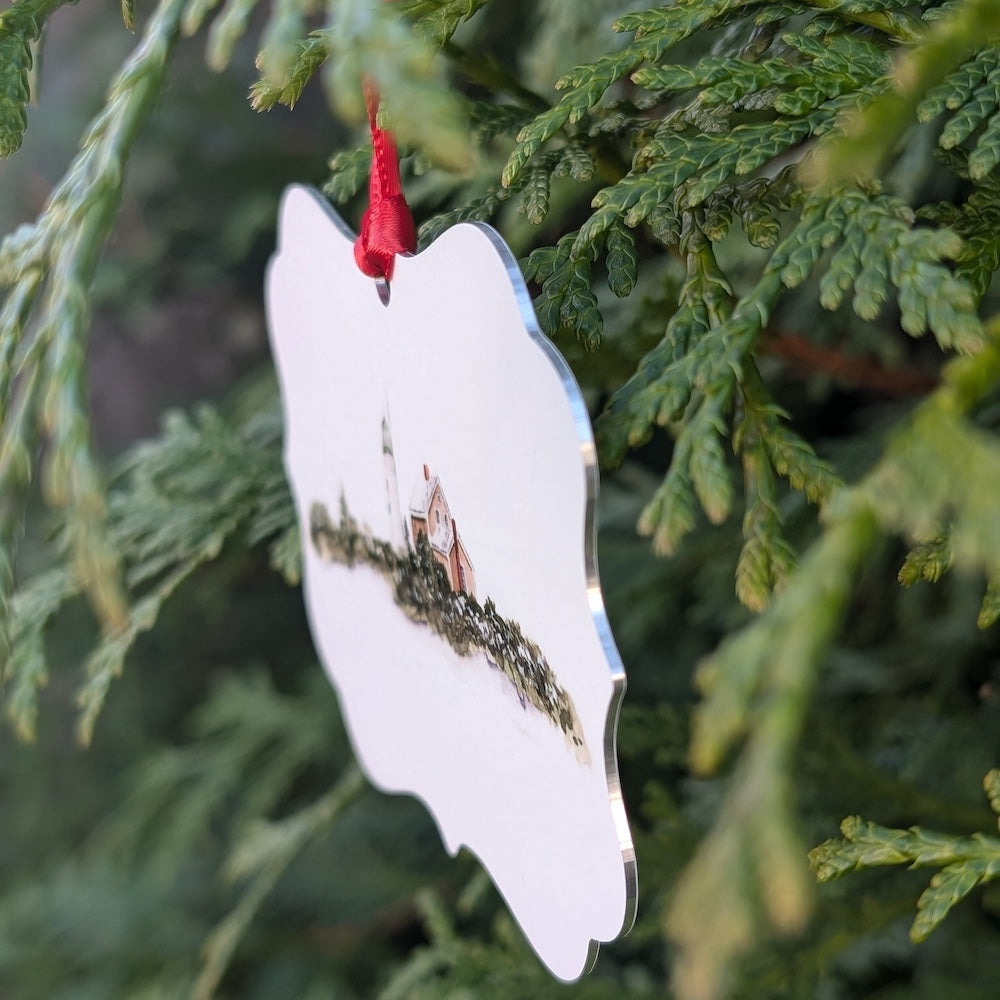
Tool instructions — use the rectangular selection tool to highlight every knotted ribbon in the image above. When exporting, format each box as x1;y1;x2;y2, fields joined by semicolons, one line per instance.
353;82;417;281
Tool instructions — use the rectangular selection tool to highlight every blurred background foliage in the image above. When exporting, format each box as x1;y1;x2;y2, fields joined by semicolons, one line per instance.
2;1;1000;999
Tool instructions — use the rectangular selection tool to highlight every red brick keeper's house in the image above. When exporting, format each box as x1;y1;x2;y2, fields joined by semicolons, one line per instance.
408;464;476;597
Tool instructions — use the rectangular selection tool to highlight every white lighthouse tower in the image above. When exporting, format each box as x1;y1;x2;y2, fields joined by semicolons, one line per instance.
382;406;407;550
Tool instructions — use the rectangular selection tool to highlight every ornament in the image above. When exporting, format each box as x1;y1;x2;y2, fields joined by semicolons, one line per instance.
266;184;636;980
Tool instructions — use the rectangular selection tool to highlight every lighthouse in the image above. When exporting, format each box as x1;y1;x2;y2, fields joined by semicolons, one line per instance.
382;407;407;550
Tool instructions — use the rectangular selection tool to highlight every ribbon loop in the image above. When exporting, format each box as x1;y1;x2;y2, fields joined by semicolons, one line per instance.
354;83;417;281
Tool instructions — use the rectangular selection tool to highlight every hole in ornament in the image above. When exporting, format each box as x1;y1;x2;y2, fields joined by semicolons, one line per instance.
376;277;391;306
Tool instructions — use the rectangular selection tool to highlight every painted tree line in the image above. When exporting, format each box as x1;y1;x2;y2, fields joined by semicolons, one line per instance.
310;495;588;759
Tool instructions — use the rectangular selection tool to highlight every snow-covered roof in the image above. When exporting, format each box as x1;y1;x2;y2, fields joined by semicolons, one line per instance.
408;472;440;517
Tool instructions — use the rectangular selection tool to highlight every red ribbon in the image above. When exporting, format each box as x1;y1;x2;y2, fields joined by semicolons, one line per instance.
353;82;417;281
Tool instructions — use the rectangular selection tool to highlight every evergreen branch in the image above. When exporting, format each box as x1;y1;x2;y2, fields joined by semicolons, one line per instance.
377;900;462;1000
818;190;981;353
254;0;313;90
986;769;1000;819
0;0;69;157
522;231;603;346
596;236;727;465
665;316;1000;997
702;173;796;248
555;141;596;184
418;182;515;245
38;0;185;627
637;397;736;556
593;117;819;224
758;412;841;505
806;0;922;43
501;0;753;190
938;69;999;151
398;107;535;244
898;536;952;585
0;525;14;678
0;0;187;679
252;0;473;167
638;440;698;557
810;778;1000;942
630;55;802;102
631;32;888;114
732;362;838;610
265;521;300;583
597;178;975;600
861;324;1000;573
467;97;534;144
690;501;876;776
74;543;219;746
0;279;41;670
687;404;735;525
867;410;1000;565
399;0;491;46
669;503;879;1000
322;144;371;202
735;440;795;612
598;199;846;505
918;45;999;123
605;216;638;299
805;0;1000;186
812;816;1000;881
249;31;328;110
193;764;366;1000
918;48;1000;182
978;568;1000;628
517;149;561;225
610;0;757;43
4;568;75;741
3;389;295;742
593;162;980;361
96;670;344;876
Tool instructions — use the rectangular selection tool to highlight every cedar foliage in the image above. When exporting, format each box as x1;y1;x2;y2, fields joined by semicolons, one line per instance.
2;1;1000;998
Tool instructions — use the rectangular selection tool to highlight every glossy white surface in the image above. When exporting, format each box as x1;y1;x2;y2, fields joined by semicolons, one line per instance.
266;185;636;980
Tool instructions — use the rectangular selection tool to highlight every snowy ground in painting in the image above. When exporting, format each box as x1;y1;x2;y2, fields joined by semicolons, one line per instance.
304;558;624;966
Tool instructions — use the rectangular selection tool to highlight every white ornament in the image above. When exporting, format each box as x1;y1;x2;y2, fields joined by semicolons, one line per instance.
265;184;636;980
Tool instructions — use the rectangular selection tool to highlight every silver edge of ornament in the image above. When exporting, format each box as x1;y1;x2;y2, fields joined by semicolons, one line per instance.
269;184;638;977
468;220;639;966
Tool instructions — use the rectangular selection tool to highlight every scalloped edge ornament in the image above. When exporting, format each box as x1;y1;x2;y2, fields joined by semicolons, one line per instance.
265;185;636;980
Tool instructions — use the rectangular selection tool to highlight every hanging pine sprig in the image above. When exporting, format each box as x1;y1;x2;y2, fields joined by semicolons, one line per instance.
810;770;1000;943
0;0;188;692
4;384;296;743
249;0;473;168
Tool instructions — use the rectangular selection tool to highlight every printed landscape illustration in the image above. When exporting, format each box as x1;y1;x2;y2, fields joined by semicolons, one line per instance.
309;413;589;763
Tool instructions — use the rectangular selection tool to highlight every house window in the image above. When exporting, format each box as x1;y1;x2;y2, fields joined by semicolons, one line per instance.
459;565;467;590
435;508;441;526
